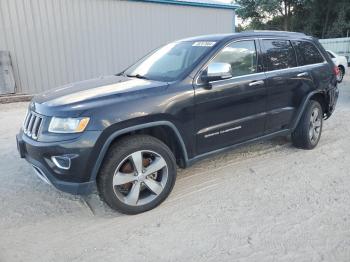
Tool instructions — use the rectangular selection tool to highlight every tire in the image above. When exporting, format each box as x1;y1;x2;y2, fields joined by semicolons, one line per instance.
97;134;177;214
337;66;344;83
291;100;323;150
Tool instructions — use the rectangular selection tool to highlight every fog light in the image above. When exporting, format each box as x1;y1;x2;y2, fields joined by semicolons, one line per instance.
51;155;72;170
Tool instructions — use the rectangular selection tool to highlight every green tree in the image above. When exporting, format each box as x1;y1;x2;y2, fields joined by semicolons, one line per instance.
235;0;350;38
326;4;350;38
236;0;305;31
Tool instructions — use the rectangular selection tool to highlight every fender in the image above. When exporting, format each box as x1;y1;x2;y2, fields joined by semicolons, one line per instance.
291;90;325;130
89;121;189;181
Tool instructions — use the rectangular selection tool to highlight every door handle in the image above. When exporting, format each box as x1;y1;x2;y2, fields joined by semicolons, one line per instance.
249;80;264;86
297;72;309;77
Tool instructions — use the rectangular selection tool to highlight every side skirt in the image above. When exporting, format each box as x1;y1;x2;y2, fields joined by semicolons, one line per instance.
186;129;291;167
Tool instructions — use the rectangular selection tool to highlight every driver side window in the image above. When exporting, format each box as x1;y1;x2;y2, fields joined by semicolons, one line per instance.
211;40;257;78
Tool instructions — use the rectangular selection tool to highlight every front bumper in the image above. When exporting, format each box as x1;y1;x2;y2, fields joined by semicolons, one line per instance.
16;130;102;194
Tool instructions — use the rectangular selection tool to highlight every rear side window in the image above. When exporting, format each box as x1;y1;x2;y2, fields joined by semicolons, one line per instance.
292;41;324;65
211;40;257;77
262;39;297;71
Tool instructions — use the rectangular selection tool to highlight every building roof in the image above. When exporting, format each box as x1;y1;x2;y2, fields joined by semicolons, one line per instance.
133;0;240;10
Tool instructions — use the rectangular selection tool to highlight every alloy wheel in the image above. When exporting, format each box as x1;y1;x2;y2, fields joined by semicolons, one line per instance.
112;150;168;206
309;107;321;144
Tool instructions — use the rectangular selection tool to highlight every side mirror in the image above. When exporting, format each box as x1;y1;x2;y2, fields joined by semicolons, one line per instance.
201;62;232;82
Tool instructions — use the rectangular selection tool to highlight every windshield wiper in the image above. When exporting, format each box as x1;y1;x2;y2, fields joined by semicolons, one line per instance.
126;74;149;80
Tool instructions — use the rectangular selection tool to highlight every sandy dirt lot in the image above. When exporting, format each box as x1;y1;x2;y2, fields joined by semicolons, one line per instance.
0;72;350;262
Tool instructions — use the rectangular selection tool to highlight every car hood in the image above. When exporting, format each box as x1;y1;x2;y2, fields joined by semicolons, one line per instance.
32;75;168;116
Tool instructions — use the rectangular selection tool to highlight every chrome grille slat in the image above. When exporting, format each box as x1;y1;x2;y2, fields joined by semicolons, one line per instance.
31;117;42;139
23;111;31;130
27;115;36;136
23;111;44;140
24;115;32;134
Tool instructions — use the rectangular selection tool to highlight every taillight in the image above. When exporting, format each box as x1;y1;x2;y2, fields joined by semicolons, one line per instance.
333;66;340;76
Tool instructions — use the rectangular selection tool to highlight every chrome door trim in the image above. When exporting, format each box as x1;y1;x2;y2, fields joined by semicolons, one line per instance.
249;80;264;86
297;72;309;77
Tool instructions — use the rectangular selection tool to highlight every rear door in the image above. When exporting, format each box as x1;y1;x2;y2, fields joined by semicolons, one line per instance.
194;39;267;155
261;38;313;133
292;40;331;92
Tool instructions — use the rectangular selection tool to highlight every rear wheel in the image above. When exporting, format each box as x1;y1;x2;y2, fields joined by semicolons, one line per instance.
291;100;323;149
97;135;177;214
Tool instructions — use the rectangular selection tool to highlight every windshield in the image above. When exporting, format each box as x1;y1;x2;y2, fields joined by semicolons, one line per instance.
123;41;216;82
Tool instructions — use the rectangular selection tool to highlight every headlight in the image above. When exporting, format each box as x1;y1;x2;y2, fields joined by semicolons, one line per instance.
48;117;90;133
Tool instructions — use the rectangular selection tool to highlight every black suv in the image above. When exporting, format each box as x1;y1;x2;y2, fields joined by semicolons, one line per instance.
17;31;339;214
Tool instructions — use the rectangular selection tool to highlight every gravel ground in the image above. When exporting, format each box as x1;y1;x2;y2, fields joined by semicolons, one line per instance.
0;72;350;262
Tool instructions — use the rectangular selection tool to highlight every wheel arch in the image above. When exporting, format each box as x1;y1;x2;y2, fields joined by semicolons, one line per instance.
291;91;328;130
89;121;189;182
338;64;345;73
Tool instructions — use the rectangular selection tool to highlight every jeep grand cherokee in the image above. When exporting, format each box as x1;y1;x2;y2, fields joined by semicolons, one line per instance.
17;31;339;214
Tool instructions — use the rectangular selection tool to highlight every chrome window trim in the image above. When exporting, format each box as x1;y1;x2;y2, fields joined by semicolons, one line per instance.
263;62;327;75
196;63;326;85
197;72;266;85
194;37;329;86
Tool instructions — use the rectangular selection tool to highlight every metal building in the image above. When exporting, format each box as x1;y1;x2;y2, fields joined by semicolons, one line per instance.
0;0;238;94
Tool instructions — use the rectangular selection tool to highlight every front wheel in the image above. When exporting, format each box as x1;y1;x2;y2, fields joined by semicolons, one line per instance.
291;100;323;149
97;135;177;214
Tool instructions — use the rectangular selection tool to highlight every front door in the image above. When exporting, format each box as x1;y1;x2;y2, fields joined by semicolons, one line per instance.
194;39;267;155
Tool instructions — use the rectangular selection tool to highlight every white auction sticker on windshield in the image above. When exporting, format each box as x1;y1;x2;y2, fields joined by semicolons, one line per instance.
192;41;216;47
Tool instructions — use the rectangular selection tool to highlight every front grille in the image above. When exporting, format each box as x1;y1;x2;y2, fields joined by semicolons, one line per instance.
23;111;43;140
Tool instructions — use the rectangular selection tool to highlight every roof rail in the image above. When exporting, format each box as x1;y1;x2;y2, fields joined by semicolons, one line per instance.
243;30;306;35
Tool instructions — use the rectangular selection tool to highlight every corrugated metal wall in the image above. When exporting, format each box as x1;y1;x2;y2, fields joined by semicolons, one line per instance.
319;37;350;59
0;0;234;94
